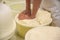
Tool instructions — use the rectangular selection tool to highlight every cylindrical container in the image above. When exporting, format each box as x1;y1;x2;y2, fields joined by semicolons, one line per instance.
15;9;52;38
0;21;16;40
0;2;16;40
25;26;60;40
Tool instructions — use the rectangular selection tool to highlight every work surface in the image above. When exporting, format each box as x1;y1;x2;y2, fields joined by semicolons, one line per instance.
9;32;24;40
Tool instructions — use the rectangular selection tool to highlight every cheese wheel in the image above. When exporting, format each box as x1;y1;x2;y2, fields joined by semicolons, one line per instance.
25;26;60;40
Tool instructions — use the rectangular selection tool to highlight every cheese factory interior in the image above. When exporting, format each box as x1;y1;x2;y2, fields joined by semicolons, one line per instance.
0;0;60;40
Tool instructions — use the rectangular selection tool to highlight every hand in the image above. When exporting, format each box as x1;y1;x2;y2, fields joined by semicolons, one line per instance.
18;10;31;20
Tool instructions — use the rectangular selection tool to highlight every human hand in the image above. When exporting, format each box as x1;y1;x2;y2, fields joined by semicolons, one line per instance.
18;10;31;20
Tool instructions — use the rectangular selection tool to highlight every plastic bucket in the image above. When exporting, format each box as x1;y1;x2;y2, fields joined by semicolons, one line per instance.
0;21;16;40
25;26;60;40
15;9;52;38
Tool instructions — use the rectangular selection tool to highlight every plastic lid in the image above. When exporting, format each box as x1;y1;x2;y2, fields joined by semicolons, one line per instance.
25;26;60;40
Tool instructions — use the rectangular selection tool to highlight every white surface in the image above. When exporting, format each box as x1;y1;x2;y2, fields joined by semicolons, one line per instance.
9;33;24;40
25;26;60;40
0;3;13;26
0;21;16;39
0;3;16;39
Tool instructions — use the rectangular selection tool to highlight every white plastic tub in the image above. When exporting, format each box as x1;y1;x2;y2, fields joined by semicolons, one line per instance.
0;21;16;40
25;26;60;40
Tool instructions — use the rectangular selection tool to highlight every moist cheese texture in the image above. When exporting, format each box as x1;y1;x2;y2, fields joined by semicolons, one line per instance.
16;9;52;27
25;27;60;40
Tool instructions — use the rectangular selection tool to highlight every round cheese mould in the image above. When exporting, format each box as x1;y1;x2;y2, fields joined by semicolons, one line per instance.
0;21;16;40
15;9;52;38
25;26;60;40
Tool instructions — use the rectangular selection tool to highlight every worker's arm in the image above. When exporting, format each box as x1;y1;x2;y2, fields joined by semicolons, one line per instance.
31;0;42;18
26;0;31;16
18;0;31;20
